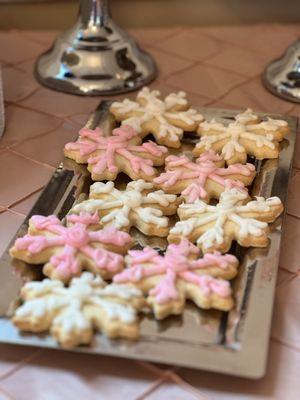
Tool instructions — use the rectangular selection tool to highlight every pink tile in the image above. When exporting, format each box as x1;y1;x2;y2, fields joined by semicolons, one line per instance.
15;59;35;75
146;47;193;79
166;64;246;100
128;28;181;46
156;30;221;62
286;169;300;218
144;380;203;400
1;351;158;400
204;45;270;78
0;105;62;148
0;344;41;379
276;268;295;287
204;99;239;110
292;134;300;170
20;88;101;118
67;113;90;128
179;340;300;399
0;385;13;400
20;30;59;47
200;24;297;58
2;67;39;103
0;33;44;64
279;214;300;273
0;151;54;207
221;78;293;114
0;211;24;255
272;276;300;349
10;189;43;215
13;121;78;168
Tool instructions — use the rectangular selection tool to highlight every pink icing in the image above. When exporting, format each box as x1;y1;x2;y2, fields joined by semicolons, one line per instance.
114;239;234;304
65;125;167;177
15;212;132;279
154;150;255;203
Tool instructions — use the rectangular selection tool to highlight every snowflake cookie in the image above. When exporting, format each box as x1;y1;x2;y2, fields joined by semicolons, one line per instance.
154;150;256;203
110;87;203;148
10;212;132;283
168;188;283;253
13;272;146;348
194;109;289;164
64;124;168;181
114;240;237;318
70;180;180;237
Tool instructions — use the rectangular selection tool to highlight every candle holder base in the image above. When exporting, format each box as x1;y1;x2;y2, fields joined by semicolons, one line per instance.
35;16;157;96
263;39;300;103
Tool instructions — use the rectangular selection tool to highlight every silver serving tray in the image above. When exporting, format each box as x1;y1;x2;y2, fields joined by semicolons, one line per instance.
0;102;297;378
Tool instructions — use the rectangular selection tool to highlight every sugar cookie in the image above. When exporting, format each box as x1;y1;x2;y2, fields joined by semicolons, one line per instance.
64;125;168;181
168;188;283;253
70;180;180;237
13;272;146;348
114;240;236;318
194;109;289;164
154;150;256;203
110;87;203;148
10;212;132;283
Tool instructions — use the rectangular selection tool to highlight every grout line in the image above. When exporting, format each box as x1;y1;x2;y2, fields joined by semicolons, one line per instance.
202;75;257;107
135;361;167;376
6;119;65;151
133;374;167;400
286;211;300;220
7;185;45;211
14;30;58;47
0;385;16;400
271;336;300;353
139;27;184;48
276;270;299;287
8;148;56;171
0;349;43;382
146;42;199;64
11;86;41;105
165;370;212;400
4;208;26;218
285;212;300;221
5;100;68;120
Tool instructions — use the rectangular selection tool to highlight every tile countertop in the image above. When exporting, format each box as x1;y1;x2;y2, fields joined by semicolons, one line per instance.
0;25;300;400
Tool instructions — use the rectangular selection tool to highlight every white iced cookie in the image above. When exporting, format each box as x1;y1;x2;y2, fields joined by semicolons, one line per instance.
70;180;180;237
168;188;284;253
110;87;203;148
12;272;146;348
195;109;289;164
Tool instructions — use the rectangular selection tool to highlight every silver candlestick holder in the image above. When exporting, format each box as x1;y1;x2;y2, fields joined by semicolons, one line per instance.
35;0;157;96
263;39;300;103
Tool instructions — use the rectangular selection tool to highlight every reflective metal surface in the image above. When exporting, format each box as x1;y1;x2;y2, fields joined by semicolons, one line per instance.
263;39;300;103
0;103;297;378
35;0;157;96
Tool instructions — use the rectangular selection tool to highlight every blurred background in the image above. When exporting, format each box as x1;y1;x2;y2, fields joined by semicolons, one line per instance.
1;0;300;30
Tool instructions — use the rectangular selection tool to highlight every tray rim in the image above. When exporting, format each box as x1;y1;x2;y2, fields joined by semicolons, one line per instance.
0;102;297;379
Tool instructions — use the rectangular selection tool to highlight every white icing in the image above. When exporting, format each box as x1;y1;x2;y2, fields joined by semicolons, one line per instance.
235;109;258;124
15;272;144;337
197;110;286;160
111;87;203;143
170;188;282;249
71;180;177;229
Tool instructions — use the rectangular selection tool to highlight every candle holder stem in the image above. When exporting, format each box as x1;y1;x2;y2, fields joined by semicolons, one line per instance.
35;0;157;96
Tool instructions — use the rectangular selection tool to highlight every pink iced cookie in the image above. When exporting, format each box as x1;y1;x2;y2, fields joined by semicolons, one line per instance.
114;239;238;319
10;212;132;283
64;124;168;181
154;150;256;203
